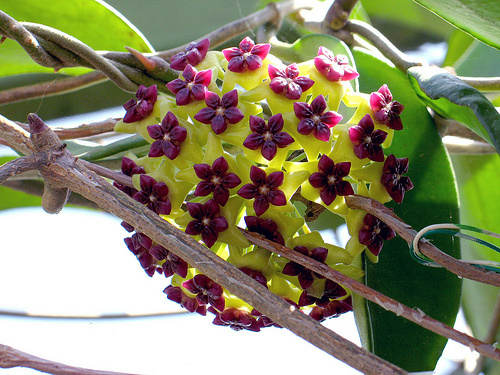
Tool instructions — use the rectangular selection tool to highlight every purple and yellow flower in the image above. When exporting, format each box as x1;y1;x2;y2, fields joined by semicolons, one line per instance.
147;112;187;159
133;174;172;215
170;38;210;71
358;213;396;256
293;95;342;142
122;85;158;123
194;90;244;134
348;114;388;162
282;245;328;290
193;156;242;206
237;166;287;216
380;154;414;203
268;63;314;100
314;47;359;82
222;37;271;73
370;84;404;130
308;155;354;206
243;114;294;161
184;199;228;248
166;64;212;106
183;274;225;312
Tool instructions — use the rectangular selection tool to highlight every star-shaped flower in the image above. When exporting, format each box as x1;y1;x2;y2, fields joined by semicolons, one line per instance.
193;156;241;206
184;199;228;248
370;84;404;130
243;114;294;161
183;274;225;312
348;114;388;162
380;154;414;203
244;216;285;245
237;166;287;216
268;63;314;100
149;244;189;278
122;85;158;123
222;37;271;73
309;298;352;322
293;95;342;142
308;155;354;206
212;307;261;332
133;174;172;215
282;245;328;290
163;285;207;315
124;234;159;277
147;112;187;159
313;47;359;82
166;64;212;106
194;90;244;134
170;38;210;71
358;213;396;256
113;157;145;197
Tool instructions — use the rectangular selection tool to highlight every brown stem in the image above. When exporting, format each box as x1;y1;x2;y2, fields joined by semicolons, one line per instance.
240;229;500;362
16;118;119;140
0;71;107;106
324;0;359;30
0;154;44;183
0;344;140;375
345;195;500;287
0;114;34;155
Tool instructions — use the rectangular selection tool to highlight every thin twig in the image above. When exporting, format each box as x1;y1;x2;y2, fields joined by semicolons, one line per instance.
0;71;107;106
240;229;500;362
459;76;500;92
345;195;500;287
79;159;133;189
16;118;119;140
0;154;44;183
0;344;140;375
343;20;423;71
0;114;34;155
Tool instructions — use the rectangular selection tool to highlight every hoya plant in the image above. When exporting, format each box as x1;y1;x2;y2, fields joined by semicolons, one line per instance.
0;0;499;374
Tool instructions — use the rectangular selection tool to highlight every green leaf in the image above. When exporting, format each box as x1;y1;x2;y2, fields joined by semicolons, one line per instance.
352;48;461;371
361;0;452;39
408;66;500;154
413;0;500;50
0;0;153;78
443;29;475;67
451;154;500;375
0;157;42;210
452;40;500;77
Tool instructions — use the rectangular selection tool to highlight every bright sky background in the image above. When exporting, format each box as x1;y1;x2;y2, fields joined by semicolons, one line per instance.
0;110;475;375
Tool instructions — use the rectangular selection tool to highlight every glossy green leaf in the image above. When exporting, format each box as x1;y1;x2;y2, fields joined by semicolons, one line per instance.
452;40;500;77
0;0;153;78
413;0;500;50
352;48;461;371
0;157;42;210
361;0;452;39
408;66;500;154
451;154;500;375
443;29;475;67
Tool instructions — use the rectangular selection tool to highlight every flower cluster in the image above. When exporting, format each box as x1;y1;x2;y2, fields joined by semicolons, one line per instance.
114;38;413;331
